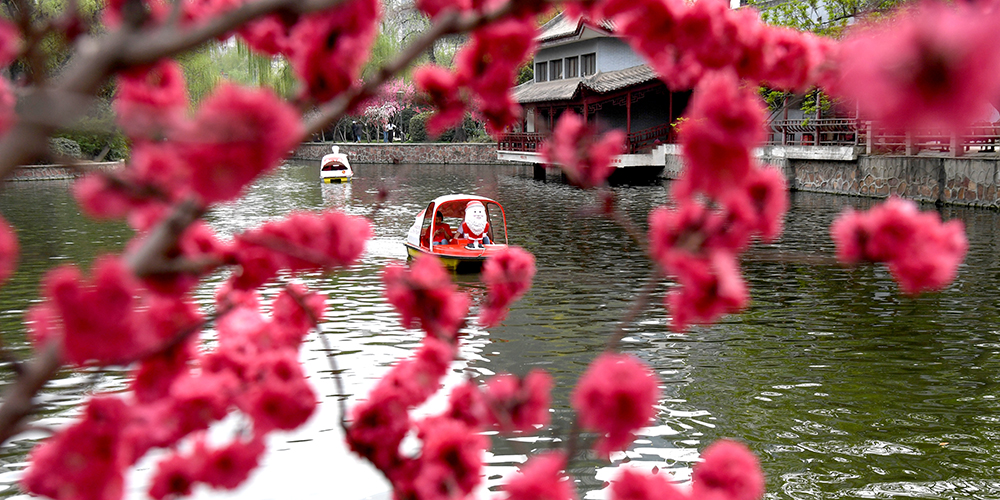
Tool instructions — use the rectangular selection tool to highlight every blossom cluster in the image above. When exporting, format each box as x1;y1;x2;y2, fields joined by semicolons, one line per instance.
24;284;325;500
353;254;680;500
540;113;626;190
647;72;788;332
830;197;968;295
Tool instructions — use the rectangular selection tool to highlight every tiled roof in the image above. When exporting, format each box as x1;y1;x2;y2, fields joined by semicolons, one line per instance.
587;65;657;93
537;12;614;43
513;65;659;104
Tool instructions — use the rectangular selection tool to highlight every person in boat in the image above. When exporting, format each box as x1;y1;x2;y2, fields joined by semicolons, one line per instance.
433;211;455;245
460;201;490;249
422;211;454;246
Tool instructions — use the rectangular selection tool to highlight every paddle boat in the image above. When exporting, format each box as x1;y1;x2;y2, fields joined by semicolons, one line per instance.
320;145;353;183
403;194;509;272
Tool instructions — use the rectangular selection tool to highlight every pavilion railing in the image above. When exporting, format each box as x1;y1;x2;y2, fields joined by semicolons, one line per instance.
626;124;673;153
497;132;544;153
767;118;859;146
496;124;674;154
497;121;1000;157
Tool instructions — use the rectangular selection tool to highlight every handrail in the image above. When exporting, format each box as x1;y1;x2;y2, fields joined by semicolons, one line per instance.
498;120;1000;157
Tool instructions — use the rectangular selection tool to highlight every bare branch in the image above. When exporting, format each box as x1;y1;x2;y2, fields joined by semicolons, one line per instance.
0;342;62;446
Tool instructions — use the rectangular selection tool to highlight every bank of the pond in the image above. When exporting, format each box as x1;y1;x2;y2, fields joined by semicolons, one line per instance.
293;141;508;165
5;161;122;181
663;144;1000;209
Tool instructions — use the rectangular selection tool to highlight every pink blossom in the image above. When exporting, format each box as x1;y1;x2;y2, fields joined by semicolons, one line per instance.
287;1;381;103
417;0;472;18
610;468;689;500
175;83;302;204
502;451;576;500
196;436;267;490
346;388;411;471
416;416;488;496
148;451;199;500
485;369;552;433
677;70;766;201
239;13;297;56
539;113;626;189
382;255;470;340
721;165;789;244
690;440;765;500
242;352;318;432
114;60;188;138
22;397;131;500
667;250;749;332
832;1;1000;132
414;65;467;137
479;246;536;327
455;19;537;135
571;353;660;458
271;285;327;347
0;77;16;136
373;336;454;407
233;210;371;288
446;381;492;428
648;202;747;273
166;372;237;439
0;215;17;284
756;27;832;92
830;198;968;294
32;256;150;365
0;19;20;66
130;340;195;404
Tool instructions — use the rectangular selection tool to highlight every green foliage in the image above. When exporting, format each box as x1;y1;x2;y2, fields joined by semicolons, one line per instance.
800;88;833;118
409;112;430;142
48;137;82;160
751;0;907;36
760;88;791;111
362;32;402;81
516;62;533;85
177;41;297;105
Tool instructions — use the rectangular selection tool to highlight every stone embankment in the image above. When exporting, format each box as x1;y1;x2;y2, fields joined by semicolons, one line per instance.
6;161;122;181
293;142;507;165
663;144;1000;209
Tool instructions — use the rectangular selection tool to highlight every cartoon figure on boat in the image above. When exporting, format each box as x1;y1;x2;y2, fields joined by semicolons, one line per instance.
403;194;508;272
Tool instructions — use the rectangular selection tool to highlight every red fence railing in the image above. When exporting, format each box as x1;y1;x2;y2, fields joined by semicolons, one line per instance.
497;121;1000;157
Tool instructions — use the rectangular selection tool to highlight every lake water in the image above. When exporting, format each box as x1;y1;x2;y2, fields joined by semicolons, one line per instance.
1;160;999;500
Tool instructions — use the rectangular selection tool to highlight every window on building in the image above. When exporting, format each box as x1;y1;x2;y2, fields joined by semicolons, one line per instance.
535;62;547;82
550;59;563;80
581;53;596;76
565;56;579;78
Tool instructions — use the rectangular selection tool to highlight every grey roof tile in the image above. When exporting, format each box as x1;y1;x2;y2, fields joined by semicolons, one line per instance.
513;65;659;104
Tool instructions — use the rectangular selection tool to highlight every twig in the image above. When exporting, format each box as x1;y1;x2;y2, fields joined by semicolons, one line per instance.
0;342;62;445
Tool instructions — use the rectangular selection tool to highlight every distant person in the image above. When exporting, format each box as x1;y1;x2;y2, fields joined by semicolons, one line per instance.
386;123;395;143
352;120;361;142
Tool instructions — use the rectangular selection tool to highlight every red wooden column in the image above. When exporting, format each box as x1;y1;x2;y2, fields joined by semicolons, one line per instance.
626;91;632;136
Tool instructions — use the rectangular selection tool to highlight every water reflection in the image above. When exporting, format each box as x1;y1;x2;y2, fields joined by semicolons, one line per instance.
0;162;998;500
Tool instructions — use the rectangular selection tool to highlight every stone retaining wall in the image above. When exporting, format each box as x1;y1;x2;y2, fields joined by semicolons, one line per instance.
666;147;1000;209
6;161;123;181
773;156;1000;208
293;142;508;165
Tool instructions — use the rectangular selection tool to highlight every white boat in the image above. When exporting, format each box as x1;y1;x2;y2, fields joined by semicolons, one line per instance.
321;145;353;183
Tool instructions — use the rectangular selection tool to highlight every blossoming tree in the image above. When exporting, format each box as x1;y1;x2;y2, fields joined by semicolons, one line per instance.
0;0;990;499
